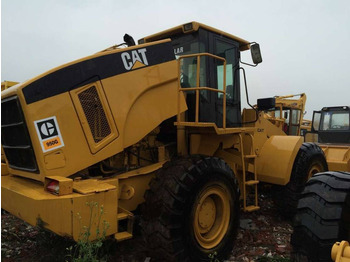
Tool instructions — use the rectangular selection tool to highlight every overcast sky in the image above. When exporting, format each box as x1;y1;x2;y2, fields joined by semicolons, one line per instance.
1;0;349;118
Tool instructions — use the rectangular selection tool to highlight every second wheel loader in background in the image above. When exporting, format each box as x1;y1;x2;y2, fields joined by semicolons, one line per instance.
305;106;350;171
1;22;328;261
264;93;307;136
291;106;349;262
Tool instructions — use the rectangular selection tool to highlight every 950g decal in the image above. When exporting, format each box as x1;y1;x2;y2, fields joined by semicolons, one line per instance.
34;116;64;153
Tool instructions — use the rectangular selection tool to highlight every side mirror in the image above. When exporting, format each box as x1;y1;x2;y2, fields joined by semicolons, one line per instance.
251;43;263;64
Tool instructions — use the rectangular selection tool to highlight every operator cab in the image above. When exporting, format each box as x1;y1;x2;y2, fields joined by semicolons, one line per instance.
311;106;350;143
140;22;259;128
274;108;302;135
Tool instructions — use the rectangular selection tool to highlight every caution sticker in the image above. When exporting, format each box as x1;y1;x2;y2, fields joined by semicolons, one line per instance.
34;116;65;153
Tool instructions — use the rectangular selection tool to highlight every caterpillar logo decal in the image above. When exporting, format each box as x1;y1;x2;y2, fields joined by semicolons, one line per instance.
121;48;148;70
34;116;65;153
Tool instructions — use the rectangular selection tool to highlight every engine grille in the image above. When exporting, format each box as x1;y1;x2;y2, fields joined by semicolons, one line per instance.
78;86;111;143
1;96;38;172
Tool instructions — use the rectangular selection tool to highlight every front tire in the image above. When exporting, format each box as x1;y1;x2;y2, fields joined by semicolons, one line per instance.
140;156;240;261
291;171;350;262
274;143;328;218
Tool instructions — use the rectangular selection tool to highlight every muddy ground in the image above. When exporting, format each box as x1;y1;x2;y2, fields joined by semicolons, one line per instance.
1;187;293;262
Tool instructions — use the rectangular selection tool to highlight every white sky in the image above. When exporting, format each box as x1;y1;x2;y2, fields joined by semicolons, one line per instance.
1;0;350;118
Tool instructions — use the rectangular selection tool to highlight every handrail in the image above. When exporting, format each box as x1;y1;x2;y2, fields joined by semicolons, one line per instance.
179;87;225;92
177;53;227;128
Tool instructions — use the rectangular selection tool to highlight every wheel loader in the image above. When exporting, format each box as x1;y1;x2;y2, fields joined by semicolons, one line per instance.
291;107;349;262
261;93;307;136
305;106;350;171
1;22;328;261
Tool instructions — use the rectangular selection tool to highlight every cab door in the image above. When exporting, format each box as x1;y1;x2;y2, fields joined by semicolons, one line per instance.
210;35;241;127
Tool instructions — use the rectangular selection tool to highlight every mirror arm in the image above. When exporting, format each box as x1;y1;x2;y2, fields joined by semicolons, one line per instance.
240;58;259;67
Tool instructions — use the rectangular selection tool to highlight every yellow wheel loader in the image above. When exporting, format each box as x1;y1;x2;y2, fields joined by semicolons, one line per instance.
291;107;349;262
263;93;307;136
305;106;350;171
1;22;328;261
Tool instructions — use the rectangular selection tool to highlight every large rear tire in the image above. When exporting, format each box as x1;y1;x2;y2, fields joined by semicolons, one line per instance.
274;142;328;218
291;171;350;262
140;156;240;261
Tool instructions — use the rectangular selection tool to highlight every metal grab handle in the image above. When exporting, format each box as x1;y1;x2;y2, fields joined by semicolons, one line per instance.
177;53;227;128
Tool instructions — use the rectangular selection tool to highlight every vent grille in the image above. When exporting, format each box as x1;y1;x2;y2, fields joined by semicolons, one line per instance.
78;86;111;143
1;96;38;172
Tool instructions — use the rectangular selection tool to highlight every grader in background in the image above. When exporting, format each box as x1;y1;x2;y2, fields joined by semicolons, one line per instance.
1;22;327;261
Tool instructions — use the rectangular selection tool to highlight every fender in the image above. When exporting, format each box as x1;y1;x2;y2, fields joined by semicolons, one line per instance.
256;135;303;185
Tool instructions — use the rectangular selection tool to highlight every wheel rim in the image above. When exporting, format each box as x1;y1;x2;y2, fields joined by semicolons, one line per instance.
307;162;323;180
193;183;230;249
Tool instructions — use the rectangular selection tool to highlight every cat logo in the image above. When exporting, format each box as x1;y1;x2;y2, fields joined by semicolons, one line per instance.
121;48;148;71
34;116;65;153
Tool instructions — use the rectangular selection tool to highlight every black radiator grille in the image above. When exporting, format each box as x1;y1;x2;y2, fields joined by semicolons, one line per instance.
78;86;111;143
1;96;38;172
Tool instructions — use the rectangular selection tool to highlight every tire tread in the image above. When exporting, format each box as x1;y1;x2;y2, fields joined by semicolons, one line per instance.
140;156;240;261
291;171;350;262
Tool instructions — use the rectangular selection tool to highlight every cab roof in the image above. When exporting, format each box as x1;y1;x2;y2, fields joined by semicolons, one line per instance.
139;21;251;51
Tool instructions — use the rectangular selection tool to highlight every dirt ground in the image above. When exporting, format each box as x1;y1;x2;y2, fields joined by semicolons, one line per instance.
1;187;292;262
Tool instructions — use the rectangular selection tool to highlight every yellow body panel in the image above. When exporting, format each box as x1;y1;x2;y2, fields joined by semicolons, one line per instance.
1;162;161;240
320;145;350;171
304;133;350;172
1;163;9;175
256;136;303;185
1;148;9;175
187;112;303;186
1;175;118;241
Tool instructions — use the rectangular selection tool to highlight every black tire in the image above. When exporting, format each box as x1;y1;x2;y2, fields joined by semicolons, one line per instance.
140;156;240;261
291;171;350;262
274;142;328;218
